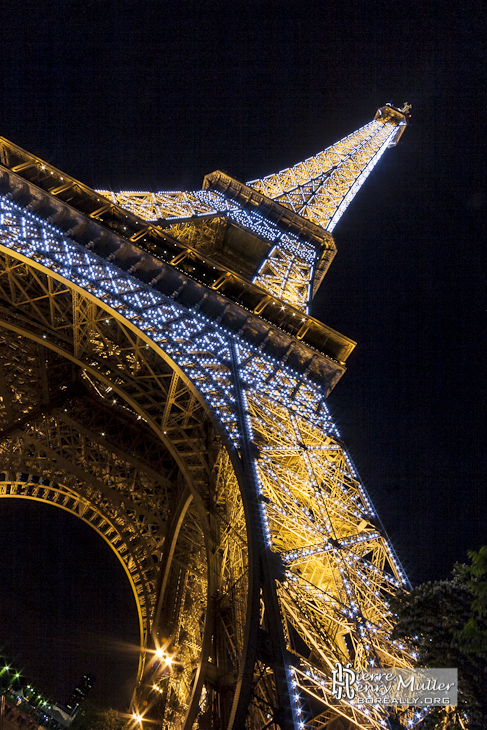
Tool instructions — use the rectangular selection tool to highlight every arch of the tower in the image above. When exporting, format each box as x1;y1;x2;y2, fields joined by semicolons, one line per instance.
0;246;251;729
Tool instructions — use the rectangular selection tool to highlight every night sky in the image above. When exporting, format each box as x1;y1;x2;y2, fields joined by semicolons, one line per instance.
0;0;486;712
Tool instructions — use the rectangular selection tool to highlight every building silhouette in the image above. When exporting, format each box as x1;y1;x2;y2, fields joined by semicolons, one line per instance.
65;674;96;717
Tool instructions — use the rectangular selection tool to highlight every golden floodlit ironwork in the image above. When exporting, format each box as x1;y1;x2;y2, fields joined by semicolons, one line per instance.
0;104;417;729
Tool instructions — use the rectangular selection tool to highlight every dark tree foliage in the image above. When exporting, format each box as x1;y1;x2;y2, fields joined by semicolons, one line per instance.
70;706;128;730
92;708;129;730
391;547;487;730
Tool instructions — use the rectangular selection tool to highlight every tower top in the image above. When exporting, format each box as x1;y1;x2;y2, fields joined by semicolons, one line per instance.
246;102;409;236
374;102;410;146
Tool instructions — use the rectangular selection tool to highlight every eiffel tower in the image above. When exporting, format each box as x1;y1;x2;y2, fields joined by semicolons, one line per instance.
0;103;413;730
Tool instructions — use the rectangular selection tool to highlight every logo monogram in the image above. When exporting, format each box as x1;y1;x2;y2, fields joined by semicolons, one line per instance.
331;662;356;700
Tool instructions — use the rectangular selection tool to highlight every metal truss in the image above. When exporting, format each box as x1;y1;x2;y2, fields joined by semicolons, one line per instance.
97;186;322;312
97;188;236;222
0;104;416;730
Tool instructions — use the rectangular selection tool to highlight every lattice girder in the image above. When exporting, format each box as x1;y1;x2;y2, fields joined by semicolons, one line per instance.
99;186;324;312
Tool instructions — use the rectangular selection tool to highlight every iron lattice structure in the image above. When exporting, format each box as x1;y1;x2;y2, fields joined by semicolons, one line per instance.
0;104;417;730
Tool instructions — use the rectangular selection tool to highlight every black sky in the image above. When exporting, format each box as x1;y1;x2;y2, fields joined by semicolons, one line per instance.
0;0;486;712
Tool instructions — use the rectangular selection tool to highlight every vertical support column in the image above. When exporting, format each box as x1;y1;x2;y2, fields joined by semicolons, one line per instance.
228;341;296;730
